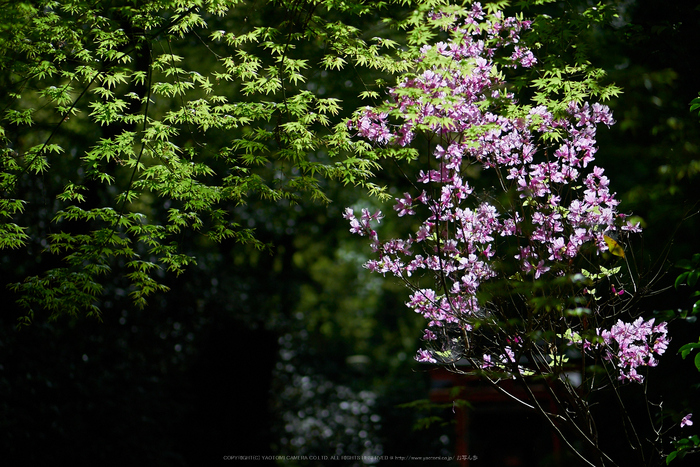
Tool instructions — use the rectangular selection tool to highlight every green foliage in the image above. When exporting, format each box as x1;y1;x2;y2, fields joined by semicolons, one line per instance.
667;435;700;465
691;93;700;117
0;0;429;322
678;338;700;373
674;253;700;318
517;0;622;113
673;254;700;374
676;254;700;288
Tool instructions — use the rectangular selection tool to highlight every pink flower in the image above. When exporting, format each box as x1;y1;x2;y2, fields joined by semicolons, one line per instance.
533;260;550;279
681;413;693;428
394;193;415;217
416;349;436;363
422;329;437;341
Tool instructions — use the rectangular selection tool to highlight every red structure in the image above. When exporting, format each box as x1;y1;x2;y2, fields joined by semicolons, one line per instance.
429;367;562;466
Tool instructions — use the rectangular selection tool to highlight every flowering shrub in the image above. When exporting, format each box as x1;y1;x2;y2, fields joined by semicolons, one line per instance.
345;3;650;375
344;4;688;465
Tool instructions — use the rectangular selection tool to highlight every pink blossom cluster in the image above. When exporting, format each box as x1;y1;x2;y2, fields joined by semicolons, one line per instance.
353;5;535;148
597;318;669;382
345;4;648;372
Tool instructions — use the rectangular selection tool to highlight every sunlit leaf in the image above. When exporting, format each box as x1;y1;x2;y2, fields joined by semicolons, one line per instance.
604;235;625;258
